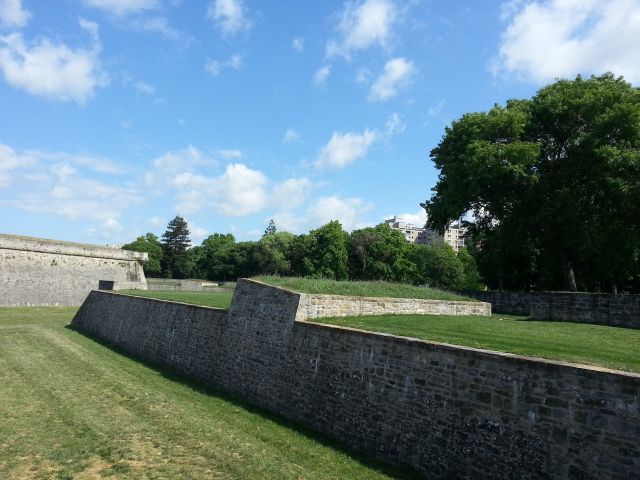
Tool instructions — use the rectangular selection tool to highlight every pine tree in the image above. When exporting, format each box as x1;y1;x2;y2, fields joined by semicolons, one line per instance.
264;219;277;236
161;216;191;278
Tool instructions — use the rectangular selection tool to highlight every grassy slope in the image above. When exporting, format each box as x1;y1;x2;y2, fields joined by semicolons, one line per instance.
0;307;415;480
118;289;233;308
311;314;640;372
255;276;472;302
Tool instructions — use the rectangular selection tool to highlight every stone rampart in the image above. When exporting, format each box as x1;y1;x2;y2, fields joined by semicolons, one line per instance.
296;293;490;320
0;233;147;306
70;279;640;479
463;290;640;329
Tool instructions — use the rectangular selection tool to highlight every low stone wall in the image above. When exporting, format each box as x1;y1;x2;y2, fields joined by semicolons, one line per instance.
296;293;490;319
0;233;147;306
146;278;223;292
463;291;640;329
70;280;640;479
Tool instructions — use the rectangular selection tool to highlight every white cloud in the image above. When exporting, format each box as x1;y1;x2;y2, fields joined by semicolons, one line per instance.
384;112;406;136
313;65;331;87
6;158;141;223
130;16;181;40
315;129;377;169
134;81;155;94
0;21;106;104
205;54;243;76
282;128;301;143
0;143;125;187
307;196;374;231
217;148;243;159
494;0;640;84
0;0;31;28
207;0;251;37
148;216;165;228
271;177;312;210
81;0;157;16
0;143;36;187
327;0;398;58
188;221;208;244
143;145;217;191
368;57;415;102
388;209;427;228
292;36;304;52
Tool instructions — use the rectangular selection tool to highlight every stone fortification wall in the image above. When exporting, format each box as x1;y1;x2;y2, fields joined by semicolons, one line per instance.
146;278;223;292
296;293;490;320
70;280;640;479
463;290;640;329
0;233;147;306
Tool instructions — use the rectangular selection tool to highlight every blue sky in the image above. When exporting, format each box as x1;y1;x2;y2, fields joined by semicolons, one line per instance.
1;0;639;245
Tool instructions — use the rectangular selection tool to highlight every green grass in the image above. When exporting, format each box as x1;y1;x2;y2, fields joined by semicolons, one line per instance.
118;289;233;308
0;307;416;480
255;276;473;302
310;314;640;372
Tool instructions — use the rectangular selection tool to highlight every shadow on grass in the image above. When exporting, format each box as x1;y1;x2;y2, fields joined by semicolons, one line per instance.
66;325;420;480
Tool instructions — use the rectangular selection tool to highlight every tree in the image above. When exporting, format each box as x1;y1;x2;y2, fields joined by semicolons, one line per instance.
423;74;640;292
349;224;410;282
264;219;277;236
161;216;191;279
408;244;464;289
304;221;349;280
122;233;163;277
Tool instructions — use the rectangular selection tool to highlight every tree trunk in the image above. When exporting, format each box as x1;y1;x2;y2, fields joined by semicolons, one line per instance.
561;256;577;292
612;282;618;295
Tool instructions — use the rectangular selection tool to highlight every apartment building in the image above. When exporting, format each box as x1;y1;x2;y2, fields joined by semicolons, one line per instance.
384;216;467;253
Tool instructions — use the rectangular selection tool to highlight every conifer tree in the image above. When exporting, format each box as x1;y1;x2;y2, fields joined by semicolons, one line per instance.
161;215;191;278
264;219;277;236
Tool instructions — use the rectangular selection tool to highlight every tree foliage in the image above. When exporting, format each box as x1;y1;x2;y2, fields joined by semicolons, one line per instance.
423;74;640;292
122;233;163;276
161;216;191;279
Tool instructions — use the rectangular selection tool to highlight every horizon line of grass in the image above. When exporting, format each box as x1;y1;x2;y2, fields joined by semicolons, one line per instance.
254;276;474;302
309;313;640;373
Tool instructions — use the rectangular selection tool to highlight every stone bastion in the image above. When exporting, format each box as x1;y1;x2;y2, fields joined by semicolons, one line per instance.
0;233;148;306
70;279;639;479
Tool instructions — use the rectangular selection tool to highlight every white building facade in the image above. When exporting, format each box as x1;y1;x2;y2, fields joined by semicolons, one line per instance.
384;216;467;253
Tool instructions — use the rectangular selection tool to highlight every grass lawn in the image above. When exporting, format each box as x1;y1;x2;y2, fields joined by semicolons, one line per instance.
255;276;472;302
0;307;415;480
117;289;233;308
310;314;640;373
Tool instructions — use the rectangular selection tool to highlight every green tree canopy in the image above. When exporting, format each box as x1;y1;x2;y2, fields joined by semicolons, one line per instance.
423;74;640;292
122;233;163;277
161;216;191;279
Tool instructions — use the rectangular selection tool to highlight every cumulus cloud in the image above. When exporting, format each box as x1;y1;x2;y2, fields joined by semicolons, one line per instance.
313;65;331;87
271;177;312;210
368;57;415;101
134;81;155;94
315;129;377;169
205;54;243;76
388;209;427;227
292;36;304;52
217;148;243;159
81;0;157;16
282;128;301;143
384;112;406;136
0;20;107;104
207;0;251;37
494;0;640;84
0;0;30;28
0;143;36;187
327;0;398;58
143;145;217;190
307;196;374;231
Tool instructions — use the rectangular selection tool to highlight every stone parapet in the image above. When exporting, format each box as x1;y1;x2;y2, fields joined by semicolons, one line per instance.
70;279;640;479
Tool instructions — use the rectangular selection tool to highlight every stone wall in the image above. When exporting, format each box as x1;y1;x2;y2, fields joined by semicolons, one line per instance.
0;233;147;306
296;293;490;320
70;279;640;479
463;290;640;329
146;278;223;292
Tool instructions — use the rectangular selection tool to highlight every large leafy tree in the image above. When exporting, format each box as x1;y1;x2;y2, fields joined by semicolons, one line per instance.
349;224;410;282
423;74;640;292
304;221;350;280
161;216;191;279
122;233;163;277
